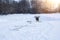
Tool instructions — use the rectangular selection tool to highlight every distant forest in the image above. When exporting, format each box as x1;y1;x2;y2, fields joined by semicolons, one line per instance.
0;0;60;14
0;0;33;14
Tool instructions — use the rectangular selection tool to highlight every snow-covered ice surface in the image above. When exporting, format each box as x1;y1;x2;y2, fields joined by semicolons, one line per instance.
0;13;60;40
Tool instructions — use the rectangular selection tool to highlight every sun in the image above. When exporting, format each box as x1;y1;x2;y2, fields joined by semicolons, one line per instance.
40;0;60;10
48;0;60;5
48;0;60;3
47;0;60;9
35;0;60;11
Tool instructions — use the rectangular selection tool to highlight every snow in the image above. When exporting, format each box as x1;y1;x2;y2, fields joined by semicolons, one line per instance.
0;13;60;40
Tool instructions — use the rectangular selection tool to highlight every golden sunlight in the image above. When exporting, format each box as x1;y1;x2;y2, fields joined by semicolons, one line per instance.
46;0;60;9
36;0;60;12
48;0;60;4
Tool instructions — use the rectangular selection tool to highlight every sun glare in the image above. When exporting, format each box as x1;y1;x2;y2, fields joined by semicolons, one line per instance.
47;0;60;9
48;0;60;3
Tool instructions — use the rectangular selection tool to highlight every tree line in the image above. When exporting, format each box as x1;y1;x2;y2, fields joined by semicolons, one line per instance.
0;0;37;15
0;0;60;15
